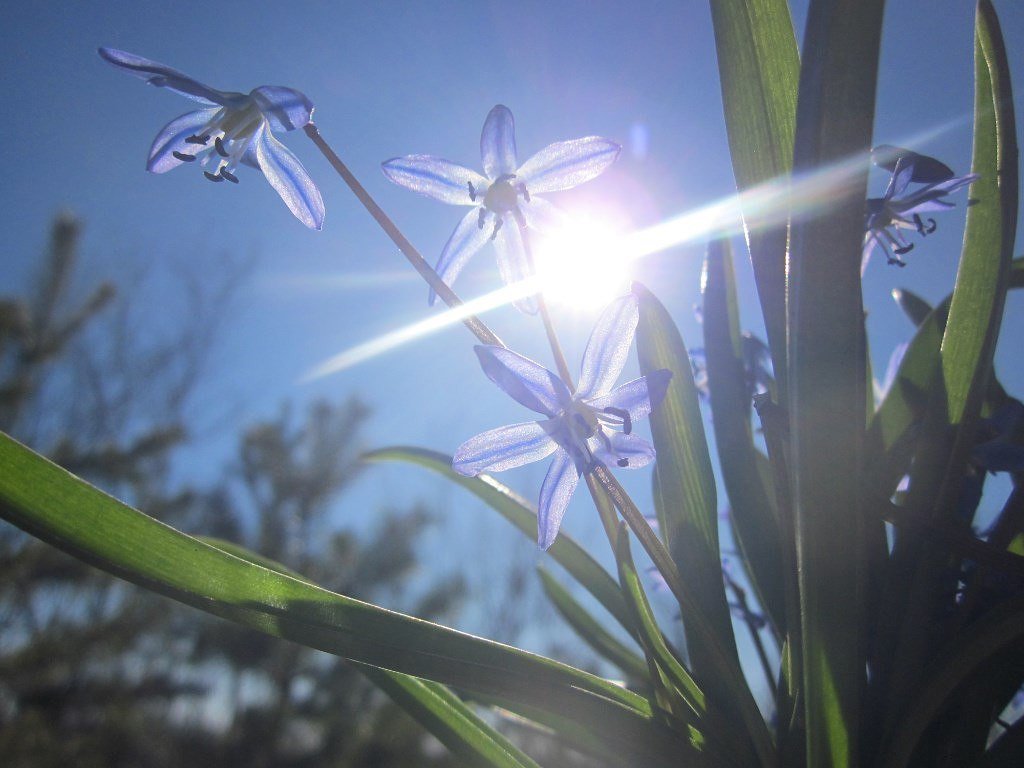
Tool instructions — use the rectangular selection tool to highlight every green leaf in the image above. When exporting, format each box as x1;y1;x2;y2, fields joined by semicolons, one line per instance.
879;0;1020;737
701;239;786;638
708;0;800;395
633;282;739;686
940;0;1018;430
537;567;650;683
364;446;635;638
0;430;692;762
360;669;543;768
786;2;886;764
877;597;1024;768
613;526;706;719
197;536;541;768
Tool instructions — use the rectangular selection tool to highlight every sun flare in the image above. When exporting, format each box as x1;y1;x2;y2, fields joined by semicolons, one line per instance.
532;216;631;311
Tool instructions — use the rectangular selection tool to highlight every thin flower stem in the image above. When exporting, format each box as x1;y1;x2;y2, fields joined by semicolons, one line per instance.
303;123;503;348
726;573;779;700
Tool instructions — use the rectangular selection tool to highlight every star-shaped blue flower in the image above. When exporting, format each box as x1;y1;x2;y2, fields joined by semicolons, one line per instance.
99;47;324;230
381;105;620;312
453;294;671;549
862;146;977;273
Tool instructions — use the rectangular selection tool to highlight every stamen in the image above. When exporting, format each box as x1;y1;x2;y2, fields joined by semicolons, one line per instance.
477;208;487;230
220;168;239;184
172;151;196;162
468;181;477;202
517;182;531;203
602;406;632;435
887;256;907;267
894;243;914;256
925;218;937;234
185;134;210;145
214;137;229;158
204;170;224;183
490;216;503;241
617;458;629;467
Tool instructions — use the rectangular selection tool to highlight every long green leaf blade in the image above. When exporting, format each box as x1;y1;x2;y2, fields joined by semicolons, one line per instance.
0;430;690;760
198;535;541;768
633;282;739;687
708;0;800;394
940;0;1018;430
702;239;786;637
787;2;885;764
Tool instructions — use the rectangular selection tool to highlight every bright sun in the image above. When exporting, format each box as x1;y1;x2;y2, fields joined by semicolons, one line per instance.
531;216;631;310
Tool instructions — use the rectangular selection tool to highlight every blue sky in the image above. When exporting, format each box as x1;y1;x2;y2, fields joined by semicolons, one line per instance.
3;1;1023;678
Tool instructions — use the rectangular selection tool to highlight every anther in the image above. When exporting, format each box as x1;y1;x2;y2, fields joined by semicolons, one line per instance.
204;170;225;183
220;168;239;184
214;137;229;158
617;458;629;467
172;151;196;162
467;181;477;202
490;217;504;241
894;243;914;256
185;134;210;145
602;406;632;435
477;208;487;230
925;218;937;234
517;182;530;203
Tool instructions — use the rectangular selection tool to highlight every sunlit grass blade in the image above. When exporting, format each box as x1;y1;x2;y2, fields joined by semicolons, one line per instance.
364;446;635;637
701;239;786;639
198;535;542;768
537;567;650;683
891;288;935;328
360;669;543;768
787;2;886;764
633;282;777;765
0;432;675;744
633;282;739;682
708;0;800;395
939;0;1018;434
614;523;765;767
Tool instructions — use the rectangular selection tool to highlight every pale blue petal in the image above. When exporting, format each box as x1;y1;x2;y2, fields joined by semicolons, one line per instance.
251;86;314;132
577;294;639;398
253;124;325;230
481;105;518;179
537;448;580;550
98;47;228;105
493;218;538;314
428;208;492;305
381;156;487;205
452;420;558;476
586;369;672;423
517;137;621;194
884;157;916;200
474;345;571;417
592;431;656;470
519;196;568;232
146;107;220;173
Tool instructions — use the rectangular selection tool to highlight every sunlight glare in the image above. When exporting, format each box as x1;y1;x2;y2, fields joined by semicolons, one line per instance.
532;216;631;310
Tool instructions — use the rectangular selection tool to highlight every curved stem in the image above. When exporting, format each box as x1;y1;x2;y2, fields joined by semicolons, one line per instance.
304;123;503;348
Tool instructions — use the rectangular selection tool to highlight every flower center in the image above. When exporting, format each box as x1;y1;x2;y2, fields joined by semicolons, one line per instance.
171;100;264;184
483;174;524;215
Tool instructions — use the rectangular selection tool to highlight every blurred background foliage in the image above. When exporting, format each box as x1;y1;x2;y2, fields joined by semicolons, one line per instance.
0;214;584;767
